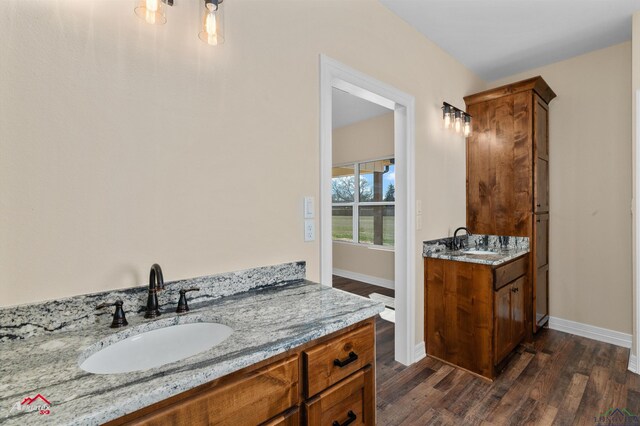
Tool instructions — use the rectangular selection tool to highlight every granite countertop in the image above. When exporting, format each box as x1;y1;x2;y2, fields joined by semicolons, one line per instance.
0;264;383;425
423;234;530;266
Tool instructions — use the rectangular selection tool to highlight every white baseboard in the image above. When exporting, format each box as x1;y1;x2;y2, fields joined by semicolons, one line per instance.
629;355;638;374
548;316;632;349
414;341;426;362
333;268;395;290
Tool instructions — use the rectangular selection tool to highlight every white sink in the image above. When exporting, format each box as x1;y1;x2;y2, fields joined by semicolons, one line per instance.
461;249;496;255
80;322;233;374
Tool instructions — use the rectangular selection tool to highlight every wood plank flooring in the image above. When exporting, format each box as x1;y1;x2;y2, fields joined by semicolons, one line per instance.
333;275;640;425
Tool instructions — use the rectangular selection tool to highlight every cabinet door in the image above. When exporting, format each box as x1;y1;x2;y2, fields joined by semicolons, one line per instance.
535;265;549;328
533;214;550;332
534;97;549;160
535;214;549;267
534;97;549;213
535;158;549;213
510;277;526;345
494;283;512;365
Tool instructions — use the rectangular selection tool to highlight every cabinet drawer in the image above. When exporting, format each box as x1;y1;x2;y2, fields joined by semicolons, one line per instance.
303;324;374;398
126;355;299;426
494;256;528;290
305;366;374;426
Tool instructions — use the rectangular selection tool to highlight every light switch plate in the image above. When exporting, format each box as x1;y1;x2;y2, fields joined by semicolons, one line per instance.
416;200;422;215
304;196;314;219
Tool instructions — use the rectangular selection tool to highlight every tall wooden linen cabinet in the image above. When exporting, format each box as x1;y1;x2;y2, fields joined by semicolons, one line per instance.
464;77;556;333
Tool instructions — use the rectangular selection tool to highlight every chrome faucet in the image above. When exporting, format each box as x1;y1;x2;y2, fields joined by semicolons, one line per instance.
145;263;164;319
452;227;472;250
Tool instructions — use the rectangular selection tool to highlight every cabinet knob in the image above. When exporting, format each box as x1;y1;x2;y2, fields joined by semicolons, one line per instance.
511;287;519;293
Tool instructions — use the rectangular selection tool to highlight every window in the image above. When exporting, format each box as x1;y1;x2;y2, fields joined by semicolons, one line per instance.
332;158;394;248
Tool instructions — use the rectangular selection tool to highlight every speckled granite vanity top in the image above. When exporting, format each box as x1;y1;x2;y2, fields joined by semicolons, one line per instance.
423;234;530;266
0;262;383;425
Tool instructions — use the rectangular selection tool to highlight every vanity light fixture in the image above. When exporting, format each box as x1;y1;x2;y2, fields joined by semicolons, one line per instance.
199;0;225;46
134;0;171;25
134;0;225;46
442;102;472;137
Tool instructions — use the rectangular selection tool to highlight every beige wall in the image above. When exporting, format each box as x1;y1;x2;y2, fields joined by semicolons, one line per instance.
490;42;633;334
332;113;394;284
332;112;394;164
0;0;484;345
333;243;394;283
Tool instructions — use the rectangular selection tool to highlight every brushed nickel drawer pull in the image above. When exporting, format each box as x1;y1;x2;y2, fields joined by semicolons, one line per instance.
333;351;358;368
332;410;356;426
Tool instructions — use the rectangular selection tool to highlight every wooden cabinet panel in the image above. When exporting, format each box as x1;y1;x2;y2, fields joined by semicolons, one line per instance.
425;258;494;378
303;323;374;398
262;408;300;426
305;366;374;426
466;93;532;237
127;355;299;426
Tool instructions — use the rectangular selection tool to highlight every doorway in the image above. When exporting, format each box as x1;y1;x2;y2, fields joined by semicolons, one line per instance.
319;55;417;366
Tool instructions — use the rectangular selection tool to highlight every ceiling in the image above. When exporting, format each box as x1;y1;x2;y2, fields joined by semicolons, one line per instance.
332;88;392;129
379;0;640;81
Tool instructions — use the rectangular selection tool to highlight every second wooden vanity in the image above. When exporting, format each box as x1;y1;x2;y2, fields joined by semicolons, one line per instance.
424;253;528;380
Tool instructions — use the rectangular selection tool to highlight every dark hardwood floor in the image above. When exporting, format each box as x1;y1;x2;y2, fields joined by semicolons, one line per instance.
333;275;640;425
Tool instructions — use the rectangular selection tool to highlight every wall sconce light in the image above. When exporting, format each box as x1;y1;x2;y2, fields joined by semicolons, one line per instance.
199;0;225;46
134;0;171;25
134;0;225;46
442;102;472;137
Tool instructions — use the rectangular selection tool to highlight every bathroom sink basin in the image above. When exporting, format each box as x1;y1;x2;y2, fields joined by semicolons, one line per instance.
461;249;497;255
80;322;233;374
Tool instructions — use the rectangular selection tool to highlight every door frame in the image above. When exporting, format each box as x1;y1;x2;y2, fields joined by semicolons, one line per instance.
319;55;417;366
633;89;640;373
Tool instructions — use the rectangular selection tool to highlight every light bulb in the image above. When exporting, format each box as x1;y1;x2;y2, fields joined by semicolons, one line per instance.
199;1;224;46
134;0;166;25
454;111;462;133
145;0;158;24
205;11;218;45
442;104;452;129
464;115;472;137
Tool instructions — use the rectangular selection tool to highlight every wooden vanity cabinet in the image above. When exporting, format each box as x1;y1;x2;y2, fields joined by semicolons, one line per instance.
464;77;555;333
424;255;528;380
106;319;376;426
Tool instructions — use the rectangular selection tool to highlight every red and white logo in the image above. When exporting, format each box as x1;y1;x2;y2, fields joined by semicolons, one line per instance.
8;393;51;416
